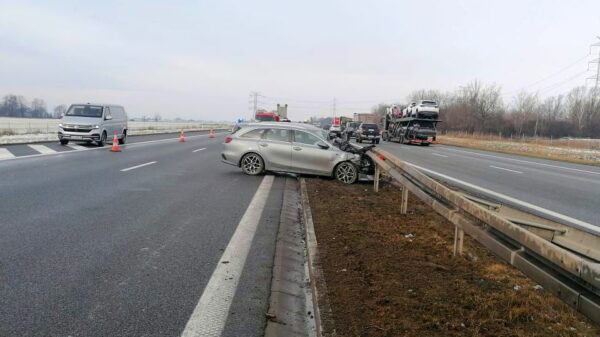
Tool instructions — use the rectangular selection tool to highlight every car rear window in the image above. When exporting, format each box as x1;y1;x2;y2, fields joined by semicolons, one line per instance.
239;128;264;139
361;124;378;129
263;128;291;142
421;100;437;106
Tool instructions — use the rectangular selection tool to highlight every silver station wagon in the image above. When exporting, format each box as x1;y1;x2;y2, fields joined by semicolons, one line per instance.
221;122;368;184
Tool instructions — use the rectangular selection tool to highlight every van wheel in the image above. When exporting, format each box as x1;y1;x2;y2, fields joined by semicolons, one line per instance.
334;162;358;184
97;132;107;147
119;131;127;145
60;139;69;145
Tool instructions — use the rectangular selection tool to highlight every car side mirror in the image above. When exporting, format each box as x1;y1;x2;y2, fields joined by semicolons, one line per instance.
105;115;113;120
317;142;329;150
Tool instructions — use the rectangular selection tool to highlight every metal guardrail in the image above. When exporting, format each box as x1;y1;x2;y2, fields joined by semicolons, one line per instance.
367;148;600;324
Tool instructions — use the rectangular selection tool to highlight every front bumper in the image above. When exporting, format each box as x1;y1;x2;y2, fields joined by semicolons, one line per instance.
58;131;100;141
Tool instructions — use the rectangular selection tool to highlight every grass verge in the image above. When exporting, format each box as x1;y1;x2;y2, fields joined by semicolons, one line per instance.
438;135;600;166
306;178;598;337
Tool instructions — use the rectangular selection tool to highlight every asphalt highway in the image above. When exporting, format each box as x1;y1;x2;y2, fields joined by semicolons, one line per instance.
0;131;285;337
378;142;600;230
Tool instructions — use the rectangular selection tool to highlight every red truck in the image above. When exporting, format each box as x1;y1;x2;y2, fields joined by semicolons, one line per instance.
255;110;280;122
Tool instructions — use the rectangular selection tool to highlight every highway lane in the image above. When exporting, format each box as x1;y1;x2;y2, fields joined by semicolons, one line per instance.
0;133;284;336
378;142;600;229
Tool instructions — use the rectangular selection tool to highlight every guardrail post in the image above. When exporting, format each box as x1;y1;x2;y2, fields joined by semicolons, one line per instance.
400;186;408;214
373;165;380;192
453;225;464;256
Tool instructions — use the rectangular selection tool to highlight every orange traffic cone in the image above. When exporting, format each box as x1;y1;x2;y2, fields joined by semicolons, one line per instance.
179;129;186;143
209;129;215;138
110;132;121;152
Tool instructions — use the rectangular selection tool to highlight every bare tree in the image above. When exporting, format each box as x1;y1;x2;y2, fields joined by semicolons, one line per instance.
31;98;47;118
53;104;67;119
1;95;28;117
566;86;587;136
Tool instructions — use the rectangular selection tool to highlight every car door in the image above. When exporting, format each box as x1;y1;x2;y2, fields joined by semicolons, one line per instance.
103;106;114;137
291;130;336;175
259;128;292;171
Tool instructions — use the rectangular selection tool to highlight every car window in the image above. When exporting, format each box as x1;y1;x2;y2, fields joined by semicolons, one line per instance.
361;124;378;129
294;131;321;146
262;128;290;142
104;107;112;119
240;128;264;139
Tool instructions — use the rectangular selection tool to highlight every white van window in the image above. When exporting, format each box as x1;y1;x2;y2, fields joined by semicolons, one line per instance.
66;105;103;118
105;107;112;119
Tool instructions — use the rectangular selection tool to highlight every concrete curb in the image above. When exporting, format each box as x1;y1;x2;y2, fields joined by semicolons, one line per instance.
299;179;336;337
265;178;317;337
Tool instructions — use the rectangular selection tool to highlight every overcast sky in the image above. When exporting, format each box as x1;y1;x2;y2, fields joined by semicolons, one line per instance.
1;0;599;121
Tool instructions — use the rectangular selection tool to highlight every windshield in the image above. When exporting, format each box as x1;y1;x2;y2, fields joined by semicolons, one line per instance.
256;115;275;121
65;105;104;118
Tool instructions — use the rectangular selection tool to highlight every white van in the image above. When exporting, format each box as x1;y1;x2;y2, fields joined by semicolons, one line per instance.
58;103;128;146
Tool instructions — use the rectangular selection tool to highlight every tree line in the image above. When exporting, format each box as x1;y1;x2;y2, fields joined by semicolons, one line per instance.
0;94;67;119
372;81;600;138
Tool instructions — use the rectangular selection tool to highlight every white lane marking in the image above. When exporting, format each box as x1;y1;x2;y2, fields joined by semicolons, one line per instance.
440;147;600;176
120;161;157;172
431;152;448;158
28;144;57;154
489;165;523;174
407;162;599;234
192;147;206;153
0;148;16;159
0;131;227;162
66;143;87;150
181;175;275;337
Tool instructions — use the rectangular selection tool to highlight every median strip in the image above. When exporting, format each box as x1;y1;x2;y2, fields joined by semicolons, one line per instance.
120;161;157;172
0;148;16;159
28;144;57;154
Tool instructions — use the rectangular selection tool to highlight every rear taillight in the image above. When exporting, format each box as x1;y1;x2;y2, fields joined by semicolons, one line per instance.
224;136;233;143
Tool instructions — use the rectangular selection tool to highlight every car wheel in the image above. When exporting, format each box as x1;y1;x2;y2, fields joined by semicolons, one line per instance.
97;132;107;147
241;153;264;176
60;139;69;145
375;139;380;144
118;131;127;145
334;162;358;184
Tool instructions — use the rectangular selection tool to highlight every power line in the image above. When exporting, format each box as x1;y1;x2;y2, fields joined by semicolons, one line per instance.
502;53;590;96
536;69;589;95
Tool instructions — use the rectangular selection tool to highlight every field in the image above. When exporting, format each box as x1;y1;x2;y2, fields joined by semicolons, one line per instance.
438;132;600;166
306;178;598;337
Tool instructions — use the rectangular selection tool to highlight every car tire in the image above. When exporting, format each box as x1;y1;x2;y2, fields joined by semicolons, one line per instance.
375;139;380;144
60;139;69;145
97;131;107;147
334;162;358;184
241;153;264;176
118;131;127;145
357;138;361;143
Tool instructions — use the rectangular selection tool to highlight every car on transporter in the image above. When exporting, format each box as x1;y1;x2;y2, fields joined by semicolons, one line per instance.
221;122;367;184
